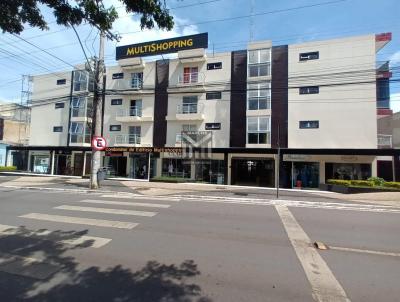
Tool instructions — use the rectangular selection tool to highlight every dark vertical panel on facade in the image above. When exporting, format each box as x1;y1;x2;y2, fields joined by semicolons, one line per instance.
0;118;4;140
271;45;288;148
101;74;106;136
153;59;169;147
325;163;333;182
394;156;400;182
230;50;247;147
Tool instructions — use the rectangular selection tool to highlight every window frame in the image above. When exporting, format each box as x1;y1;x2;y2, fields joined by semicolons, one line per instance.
299;86;319;95
109;125;122;132
112;73;124;79
206;91;222;100
299;51;319;61
247;116;271;144
299;120;319;129
207;62;222;70
55;102;65;109
56;79;66;85
111;99;123;106
53;126;63;132
247;82;271;110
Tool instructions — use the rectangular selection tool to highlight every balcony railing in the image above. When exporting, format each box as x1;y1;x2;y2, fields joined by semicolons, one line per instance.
178;72;205;85
131;78;143;89
378;134;392;147
116;106;142;118
115;134;141;145
177;103;204;114
72;107;92;118
70;134;91;144
176;133;182;144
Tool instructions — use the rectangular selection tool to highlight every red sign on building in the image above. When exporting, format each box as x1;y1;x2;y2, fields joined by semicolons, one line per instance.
91;136;107;151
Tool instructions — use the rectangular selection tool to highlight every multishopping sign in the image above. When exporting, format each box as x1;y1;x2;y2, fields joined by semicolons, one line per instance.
115;33;208;60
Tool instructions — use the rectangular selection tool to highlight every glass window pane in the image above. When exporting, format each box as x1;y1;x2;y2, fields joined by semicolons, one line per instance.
258;133;267;144
247;83;258;98
248;99;259;110
258;64;269;76
259;49;270;63
248;133;258;144
259;83;268;97
247;117;258;131
258;98;268;109
248;50;258;64
249;66;259;77
259;117;269;131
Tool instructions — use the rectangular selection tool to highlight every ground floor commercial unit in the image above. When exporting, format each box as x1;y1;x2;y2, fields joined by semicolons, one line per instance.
6;146;400;188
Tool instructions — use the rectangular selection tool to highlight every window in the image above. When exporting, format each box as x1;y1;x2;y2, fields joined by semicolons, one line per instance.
130;100;142;116
181;96;198;114
182;124;197;132
56;79;66;85
247;116;270;144
248;49;271;77
110;125;121;131
71;97;86;117
206;91;222;100
182;67;198;84
299;86;319;95
70;122;90;144
111;99;123;105
53;126;63;132
55;102;65;109
112;73;124;79
207;62;222;70
131;72;143;89
299;51;319;61
299;121;319;129
247;82;271;110
129;126;141;144
73;70;88;92
205;123;221;130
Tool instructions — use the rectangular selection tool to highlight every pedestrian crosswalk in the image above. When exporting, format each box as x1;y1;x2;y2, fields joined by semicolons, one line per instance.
11;195;175;251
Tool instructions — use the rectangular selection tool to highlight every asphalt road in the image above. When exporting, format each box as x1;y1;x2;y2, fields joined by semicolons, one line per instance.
0;186;399;302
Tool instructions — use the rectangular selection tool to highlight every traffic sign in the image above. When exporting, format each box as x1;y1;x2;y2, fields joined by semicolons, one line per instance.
92;136;107;151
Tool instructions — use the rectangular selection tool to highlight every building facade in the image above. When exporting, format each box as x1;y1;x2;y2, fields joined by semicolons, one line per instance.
7;32;398;187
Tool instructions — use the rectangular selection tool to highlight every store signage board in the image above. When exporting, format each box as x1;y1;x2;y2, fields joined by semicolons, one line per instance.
105;147;182;155
92;136;107;151
116;33;208;60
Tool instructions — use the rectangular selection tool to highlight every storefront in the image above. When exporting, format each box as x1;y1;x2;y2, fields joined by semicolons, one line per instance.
231;158;275;187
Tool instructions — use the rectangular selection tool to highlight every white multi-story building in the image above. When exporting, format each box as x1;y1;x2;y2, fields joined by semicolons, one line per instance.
7;32;397;187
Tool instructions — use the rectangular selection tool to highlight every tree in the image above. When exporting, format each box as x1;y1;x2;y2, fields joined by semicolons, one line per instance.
0;0;174;34
0;0;174;189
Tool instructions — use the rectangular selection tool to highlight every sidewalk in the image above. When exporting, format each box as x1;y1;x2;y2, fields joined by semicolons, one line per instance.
0;173;399;206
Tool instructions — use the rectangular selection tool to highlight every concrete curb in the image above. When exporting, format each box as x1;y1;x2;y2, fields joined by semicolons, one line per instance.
0;184;128;195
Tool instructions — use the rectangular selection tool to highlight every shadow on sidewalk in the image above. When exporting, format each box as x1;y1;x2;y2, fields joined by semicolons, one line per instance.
0;226;210;302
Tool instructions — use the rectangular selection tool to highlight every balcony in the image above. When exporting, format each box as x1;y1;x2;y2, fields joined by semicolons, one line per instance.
115;107;153;122
166;103;205;121
378;134;392;148
168;72;206;93
114;134;141;146
71;107;92;122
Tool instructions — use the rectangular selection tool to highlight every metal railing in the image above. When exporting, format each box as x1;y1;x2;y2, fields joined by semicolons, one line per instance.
378;134;392;147
177;103;204;114
116;106;143;117
178;72;204;84
70;134;91;144
131;78;143;89
175;133;182;144
115;134;141;145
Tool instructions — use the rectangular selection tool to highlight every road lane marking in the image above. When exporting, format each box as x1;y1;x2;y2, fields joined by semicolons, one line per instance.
0;224;111;248
78;199;170;208
55;205;157;217
275;205;351;302
100;194;181;201
329;246;400;257
19;213;138;229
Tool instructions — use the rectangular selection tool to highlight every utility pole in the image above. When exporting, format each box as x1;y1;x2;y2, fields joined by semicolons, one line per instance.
90;32;105;189
276;122;280;199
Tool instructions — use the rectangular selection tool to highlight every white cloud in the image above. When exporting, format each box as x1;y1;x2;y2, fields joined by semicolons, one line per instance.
389;51;400;65
390;92;400;113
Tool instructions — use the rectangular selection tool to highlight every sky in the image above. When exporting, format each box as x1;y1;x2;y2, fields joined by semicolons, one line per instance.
0;0;399;110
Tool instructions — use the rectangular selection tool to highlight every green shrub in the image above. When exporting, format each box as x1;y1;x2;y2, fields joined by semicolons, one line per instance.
383;182;400;189
327;179;351;186
367;177;385;186
350;180;374;187
0;166;17;171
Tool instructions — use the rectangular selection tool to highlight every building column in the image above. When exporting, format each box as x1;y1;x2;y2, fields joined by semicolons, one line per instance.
371;157;378;178
50;150;55;175
82;151;86;177
319;160;326;184
6;149;12;167
156;153;162;177
27;151;32;172
227;154;232;185
223;153;228;185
